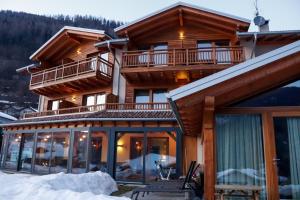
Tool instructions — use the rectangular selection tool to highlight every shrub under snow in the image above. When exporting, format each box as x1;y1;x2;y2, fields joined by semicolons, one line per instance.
0;171;129;200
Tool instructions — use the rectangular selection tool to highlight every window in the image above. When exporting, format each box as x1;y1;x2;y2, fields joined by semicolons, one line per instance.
115;131;177;182
5;133;22;170
89;131;108;172
232;79;300;107
216;114;266;198
215;40;231;64
48;100;60;111
83;93;106;106
153;43;168;65
153;89;168;103
197;41;213;63
135;90;150;103
34;133;52;174
96;94;106;105
50;132;70;173
72;131;88;174
197;40;231;64
19;133;34;172
34;132;70;174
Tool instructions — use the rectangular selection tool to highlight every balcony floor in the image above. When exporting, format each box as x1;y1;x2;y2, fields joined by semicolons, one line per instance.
121;64;232;83
30;72;111;97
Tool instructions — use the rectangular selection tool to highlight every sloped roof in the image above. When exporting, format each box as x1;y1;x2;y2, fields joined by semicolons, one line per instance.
0;110;175;127
168;40;300;101
0;112;17;121
30;26;108;61
167;40;300;135
115;2;250;33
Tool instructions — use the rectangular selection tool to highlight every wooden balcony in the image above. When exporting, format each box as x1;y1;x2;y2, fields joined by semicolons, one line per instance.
23;102;171;119
30;56;113;97
121;46;245;82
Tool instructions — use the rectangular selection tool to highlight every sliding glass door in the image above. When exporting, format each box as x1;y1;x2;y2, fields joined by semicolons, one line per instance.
274;117;300;199
114;130;179;183
216;114;266;197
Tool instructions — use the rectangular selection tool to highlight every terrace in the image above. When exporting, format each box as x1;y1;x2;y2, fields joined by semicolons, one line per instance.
29;56;113;97
23;102;171;119
121;46;245;82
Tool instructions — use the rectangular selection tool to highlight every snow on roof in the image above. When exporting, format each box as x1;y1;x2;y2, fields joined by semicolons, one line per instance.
30;26;106;60
115;2;250;32
167;40;300;101
0;112;17;121
237;30;300;37
94;38;129;48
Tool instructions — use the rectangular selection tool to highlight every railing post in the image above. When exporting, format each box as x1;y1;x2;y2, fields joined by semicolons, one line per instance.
55;68;57;81
42;72;45;84
212;47;217;64
62;64;65;78
186;48;189;66
77;60;79;76
173;49;176;66
147;50;150;67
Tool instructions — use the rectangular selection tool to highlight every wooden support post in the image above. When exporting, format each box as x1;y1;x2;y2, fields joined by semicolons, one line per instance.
262;112;280;200
202;96;215;200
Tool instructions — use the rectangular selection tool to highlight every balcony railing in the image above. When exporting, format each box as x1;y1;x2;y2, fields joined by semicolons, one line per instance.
23;102;171;119
30;56;113;87
122;46;245;68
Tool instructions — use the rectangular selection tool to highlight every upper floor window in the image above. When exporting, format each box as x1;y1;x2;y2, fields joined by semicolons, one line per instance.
153;89;168;103
48;100;61;111
197;40;231;64
135;90;150;103
135;89;168;103
153;43;168;65
83;93;106;106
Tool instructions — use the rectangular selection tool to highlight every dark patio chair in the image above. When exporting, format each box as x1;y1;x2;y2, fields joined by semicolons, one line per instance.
131;161;199;200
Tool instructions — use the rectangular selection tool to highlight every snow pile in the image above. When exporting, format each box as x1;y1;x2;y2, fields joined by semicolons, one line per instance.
0;171;129;200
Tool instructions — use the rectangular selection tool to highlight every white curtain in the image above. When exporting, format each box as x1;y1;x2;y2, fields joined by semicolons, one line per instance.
216;114;265;187
287;118;300;199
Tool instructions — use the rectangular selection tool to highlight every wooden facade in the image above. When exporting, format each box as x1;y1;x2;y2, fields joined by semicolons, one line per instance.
2;2;300;199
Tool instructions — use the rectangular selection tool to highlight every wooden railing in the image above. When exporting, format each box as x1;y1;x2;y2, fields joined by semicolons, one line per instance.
23;102;171;119
122;46;245;68
30;56;113;87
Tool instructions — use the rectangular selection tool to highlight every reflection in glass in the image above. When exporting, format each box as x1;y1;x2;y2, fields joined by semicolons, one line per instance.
90;131;108;172
115;132;144;182
146;131;177;182
233;79;300;107
50;132;70;173
19;133;34;171
34;133;52;174
5;133;22;170
216;114;266;198
274;117;300;199
72;131;88;173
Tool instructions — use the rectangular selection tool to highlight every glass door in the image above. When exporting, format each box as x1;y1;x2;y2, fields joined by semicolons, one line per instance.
273;117;300;199
115;132;144;182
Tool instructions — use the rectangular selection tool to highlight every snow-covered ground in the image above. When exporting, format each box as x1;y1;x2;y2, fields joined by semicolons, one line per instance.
0;171;130;200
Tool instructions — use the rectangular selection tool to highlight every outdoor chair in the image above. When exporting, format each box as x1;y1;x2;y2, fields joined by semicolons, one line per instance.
131;161;202;200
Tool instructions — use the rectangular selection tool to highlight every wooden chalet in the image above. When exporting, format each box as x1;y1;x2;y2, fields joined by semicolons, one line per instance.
1;2;300;199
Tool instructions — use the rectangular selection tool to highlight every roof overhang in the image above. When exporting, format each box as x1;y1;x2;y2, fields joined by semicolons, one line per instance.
238;30;300;43
167;40;300;135
94;38;129;50
115;2;250;37
30;26;110;61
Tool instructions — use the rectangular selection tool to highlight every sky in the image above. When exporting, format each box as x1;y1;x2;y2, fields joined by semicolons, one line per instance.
1;0;300;32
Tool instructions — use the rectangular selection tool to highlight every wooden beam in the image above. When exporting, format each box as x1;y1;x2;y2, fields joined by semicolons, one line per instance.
179;9;184;27
202;96;215;200
262;112;280;200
